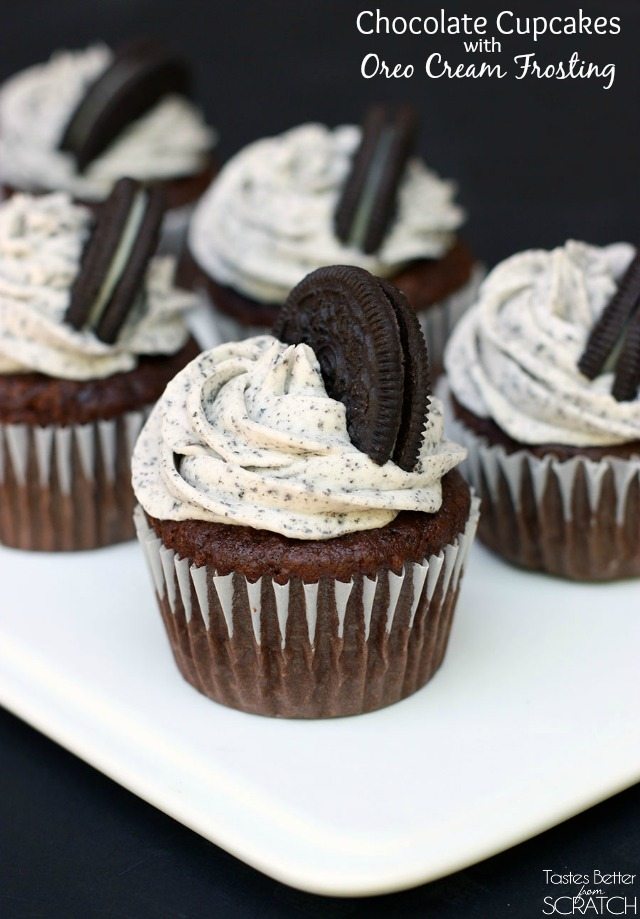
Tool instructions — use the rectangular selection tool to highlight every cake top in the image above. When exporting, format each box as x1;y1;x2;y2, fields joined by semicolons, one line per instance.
188;120;465;305
0;190;194;380
445;240;640;448
0;44;216;200
132;266;465;540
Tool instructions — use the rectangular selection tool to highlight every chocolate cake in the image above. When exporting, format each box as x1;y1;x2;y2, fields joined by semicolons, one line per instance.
186;238;476;329
132;265;477;717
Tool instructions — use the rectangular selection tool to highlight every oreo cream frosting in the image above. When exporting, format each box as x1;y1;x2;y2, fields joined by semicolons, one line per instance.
132;337;465;539
445;240;640;447
188;123;465;304
0;46;215;200
0;192;194;380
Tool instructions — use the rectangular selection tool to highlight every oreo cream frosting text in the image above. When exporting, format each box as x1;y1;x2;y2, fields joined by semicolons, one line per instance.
0;46;215;200
132;337;465;539
188;123;464;303
0;193;193;379
446;240;640;447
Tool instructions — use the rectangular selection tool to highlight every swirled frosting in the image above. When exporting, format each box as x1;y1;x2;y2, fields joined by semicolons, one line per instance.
445;240;640;447
132;336;466;539
0;46;216;200
188;123;465;303
0;192;195;380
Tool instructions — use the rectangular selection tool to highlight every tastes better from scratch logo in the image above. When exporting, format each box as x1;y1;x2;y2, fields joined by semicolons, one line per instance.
542;870;638;916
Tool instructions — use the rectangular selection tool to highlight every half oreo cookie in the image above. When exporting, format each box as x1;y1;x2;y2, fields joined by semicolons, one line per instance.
578;250;640;401
59;39;190;172
66;177;165;343
334;104;418;255
274;265;430;470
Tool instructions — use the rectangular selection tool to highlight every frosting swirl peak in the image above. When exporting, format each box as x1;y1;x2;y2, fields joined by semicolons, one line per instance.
0;192;194;380
0;45;216;200
445;240;640;447
132;337;465;539
188;123;465;304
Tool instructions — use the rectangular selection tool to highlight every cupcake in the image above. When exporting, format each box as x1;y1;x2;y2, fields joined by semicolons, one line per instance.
186;106;483;373
444;240;640;581
0;183;200;551
132;265;479;718
0;41;217;252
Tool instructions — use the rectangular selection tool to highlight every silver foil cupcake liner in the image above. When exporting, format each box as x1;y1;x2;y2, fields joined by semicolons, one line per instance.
445;395;640;581
134;497;480;718
0;409;148;552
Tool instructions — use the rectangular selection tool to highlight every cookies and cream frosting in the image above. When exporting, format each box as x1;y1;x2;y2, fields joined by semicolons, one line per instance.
0;192;194;380
188;123;465;304
132;337;466;539
445;240;640;447
0;46;216;200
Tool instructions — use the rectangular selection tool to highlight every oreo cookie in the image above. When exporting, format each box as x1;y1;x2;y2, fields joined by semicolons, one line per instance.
66;177;165;343
60;39;190;172
578;250;640;401
274;265;430;470
334;104;418;255
612;309;640;401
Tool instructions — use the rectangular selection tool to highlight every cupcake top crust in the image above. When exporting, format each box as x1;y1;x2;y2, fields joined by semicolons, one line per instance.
132;336;465;540
0;192;195;380
0;45;216;200
188;123;465;304
445;240;640;447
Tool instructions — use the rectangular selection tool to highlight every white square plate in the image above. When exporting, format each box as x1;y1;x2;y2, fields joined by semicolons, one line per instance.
0;538;637;896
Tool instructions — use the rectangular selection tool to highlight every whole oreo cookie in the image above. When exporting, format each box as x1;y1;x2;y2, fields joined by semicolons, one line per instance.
334;104;418;255
59;39;190;172
274;265;430;469
579;249;640;401
66;177;166;343
378;278;431;469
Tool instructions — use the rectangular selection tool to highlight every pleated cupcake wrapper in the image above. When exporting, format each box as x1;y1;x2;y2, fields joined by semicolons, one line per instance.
417;263;485;377
134;497;480;718
197;264;486;362
0;408;149;552
446;398;640;581
158;204;196;256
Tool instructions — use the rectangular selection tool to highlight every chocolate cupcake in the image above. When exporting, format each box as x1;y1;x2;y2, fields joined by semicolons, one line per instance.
443;240;640;581
0;188;199;551
0;42;217;252
132;266;479;718
186;110;483;374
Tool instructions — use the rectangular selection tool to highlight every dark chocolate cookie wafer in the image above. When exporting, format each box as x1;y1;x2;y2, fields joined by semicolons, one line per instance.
578;250;640;380
334;104;418;255
274;265;430;469
612;308;640;401
95;186;165;343
66;177;139;329
60;39;190;171
378;279;430;470
65;177;166;343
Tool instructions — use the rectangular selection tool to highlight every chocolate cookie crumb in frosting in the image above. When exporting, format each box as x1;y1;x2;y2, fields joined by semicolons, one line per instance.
188;123;464;306
0;191;194;380
446;240;640;447
579;249;640;401
0;45;216;201
132;336;464;540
